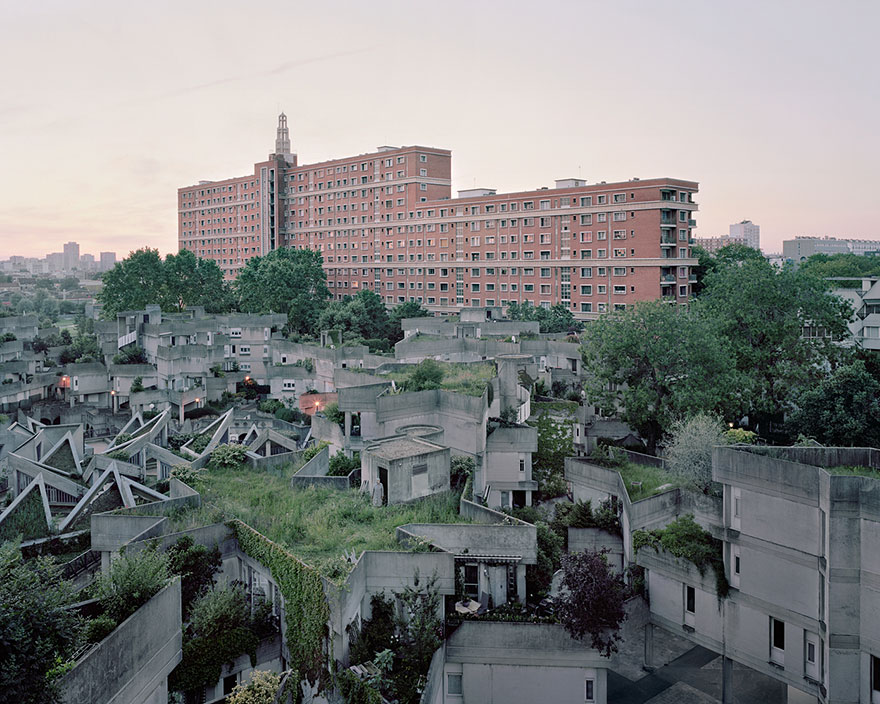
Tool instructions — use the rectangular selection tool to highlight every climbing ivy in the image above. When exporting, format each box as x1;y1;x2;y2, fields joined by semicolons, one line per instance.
632;514;729;598
229;520;330;683
0;489;49;542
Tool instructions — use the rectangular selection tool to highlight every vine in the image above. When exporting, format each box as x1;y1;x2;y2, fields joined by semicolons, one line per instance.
229;520;330;683
632;514;729;598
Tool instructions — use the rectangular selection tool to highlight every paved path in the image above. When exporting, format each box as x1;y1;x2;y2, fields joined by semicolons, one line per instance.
608;645;719;704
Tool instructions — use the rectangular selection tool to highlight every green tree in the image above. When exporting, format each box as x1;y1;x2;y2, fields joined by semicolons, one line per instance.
700;259;851;433
162;249;233;313
235;248;330;335
226;670;282;704
316;289;390;342
799;252;880;281
93;547;168;624
507;301;582;334
98;248;165;317
388;301;431;343
556;549;627;657
0;542;82;704
112;346;148;365
787;360;880;446
581;301;737;453
166;535;222;618
529;411;573;489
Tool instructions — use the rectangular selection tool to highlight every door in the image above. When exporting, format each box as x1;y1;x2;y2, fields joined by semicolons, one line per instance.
378;466;388;506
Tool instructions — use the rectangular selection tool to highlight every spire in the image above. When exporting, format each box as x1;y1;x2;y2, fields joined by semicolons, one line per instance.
275;112;291;156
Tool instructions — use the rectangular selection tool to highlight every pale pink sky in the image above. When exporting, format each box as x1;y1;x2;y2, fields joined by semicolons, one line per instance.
1;0;878;259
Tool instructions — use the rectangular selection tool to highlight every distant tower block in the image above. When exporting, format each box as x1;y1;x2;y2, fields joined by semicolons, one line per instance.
275;112;291;156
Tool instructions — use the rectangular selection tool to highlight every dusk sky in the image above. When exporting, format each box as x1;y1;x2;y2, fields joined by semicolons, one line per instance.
1;0;878;259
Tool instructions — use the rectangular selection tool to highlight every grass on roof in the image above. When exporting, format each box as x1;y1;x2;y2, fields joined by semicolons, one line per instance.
191;463;472;577
613;461;682;502
825;465;880;479
383;361;496;397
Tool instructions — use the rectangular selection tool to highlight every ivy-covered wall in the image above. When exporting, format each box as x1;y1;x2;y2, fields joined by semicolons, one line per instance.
229;520;330;682
0;489;49;542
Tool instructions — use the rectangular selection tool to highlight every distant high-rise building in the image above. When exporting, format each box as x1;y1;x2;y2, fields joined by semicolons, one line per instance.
80;253;96;272
178;114;701;316
693;234;748;253
783;236;880;262
99;251;116;272
63;241;80;271
46;252;63;272
729;220;760;250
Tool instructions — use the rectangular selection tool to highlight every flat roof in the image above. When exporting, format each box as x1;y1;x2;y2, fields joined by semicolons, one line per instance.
367;436;445;461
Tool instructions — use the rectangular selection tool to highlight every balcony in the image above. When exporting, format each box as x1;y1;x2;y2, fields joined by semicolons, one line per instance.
689;275;697;283
661;275;675;284
688;219;697;227
661;235;677;246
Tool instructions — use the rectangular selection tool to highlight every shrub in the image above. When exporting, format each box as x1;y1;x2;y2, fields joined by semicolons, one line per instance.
130;376;144;393
404;359;444;392
350;593;397;665
323;401;344;426
301;441;329;463
208;443;249;469
227;670;283;704
450;455;474;491
94;547;169;624
328;450;360;477
167;535;222;617
105;450;130;461
258;399;284;415
724;427;757;444
666;413;727;493
83;614;117;644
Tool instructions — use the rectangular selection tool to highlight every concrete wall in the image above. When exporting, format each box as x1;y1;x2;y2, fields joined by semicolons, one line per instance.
399;523;537;564
568;528;624;573
444;622;608;704
60;579;182;704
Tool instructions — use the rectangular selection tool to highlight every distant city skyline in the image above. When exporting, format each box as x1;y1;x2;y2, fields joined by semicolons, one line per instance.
1;0;878;258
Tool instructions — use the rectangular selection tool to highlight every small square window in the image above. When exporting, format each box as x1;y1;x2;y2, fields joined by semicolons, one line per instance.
448;673;463;695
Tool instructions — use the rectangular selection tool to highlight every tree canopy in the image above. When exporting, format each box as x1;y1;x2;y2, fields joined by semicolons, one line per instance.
507;301;583;334
234;248;330;335
98;248;232;317
787;360;880;446
699;258;851;430
316;289;390;343
798;252;880;282
580;301;738;453
556;548;627;657
0;542;81;704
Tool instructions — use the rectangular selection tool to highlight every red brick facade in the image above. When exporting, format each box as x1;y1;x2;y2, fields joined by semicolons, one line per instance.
178;116;698;318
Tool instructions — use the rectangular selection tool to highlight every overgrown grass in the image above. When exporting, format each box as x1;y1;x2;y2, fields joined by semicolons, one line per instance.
191;464;472;576
826;465;880;480
615;462;681;502
382;362;495;397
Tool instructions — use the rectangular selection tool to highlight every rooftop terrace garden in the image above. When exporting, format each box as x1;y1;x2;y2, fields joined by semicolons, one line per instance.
184;462;473;579
381;360;495;397
585;446;684;501
824;465;880;479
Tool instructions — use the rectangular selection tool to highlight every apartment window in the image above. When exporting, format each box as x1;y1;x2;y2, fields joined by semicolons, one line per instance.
871;654;880;701
580;302;592;312
597;195;606;205
585;679;595;702
804;632;821;682
581;285;592;295
613;267;626;276
731;487;742;530
613;193;626;203
597;285;607;294
730;544;741;588
447;673;463;696
580;196;592;206
770;618;785;666
540;268;551;277
684;585;696;628
613;285;626;295
581;267;593;278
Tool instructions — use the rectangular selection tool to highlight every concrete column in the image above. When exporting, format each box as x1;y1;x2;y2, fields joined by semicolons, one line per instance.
516;564;527;603
644;623;654;670
344;411;351;438
179;403;184;425
721;656;734;703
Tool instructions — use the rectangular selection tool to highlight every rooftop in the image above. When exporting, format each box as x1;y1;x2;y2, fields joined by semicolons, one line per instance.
189;463;474;578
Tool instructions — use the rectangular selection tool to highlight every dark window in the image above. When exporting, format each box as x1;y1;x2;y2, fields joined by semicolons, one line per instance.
585;679;595;701
463;564;478;598
223;674;237;696
873;655;880;692
773;618;785;650
686;586;695;614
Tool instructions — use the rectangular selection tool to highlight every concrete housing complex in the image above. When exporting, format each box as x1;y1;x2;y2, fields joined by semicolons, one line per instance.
178;115;699;317
4;301;880;702
784;236;880;262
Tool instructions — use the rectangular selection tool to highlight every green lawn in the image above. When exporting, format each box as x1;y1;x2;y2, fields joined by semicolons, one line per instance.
614;462;682;501
189;464;471;577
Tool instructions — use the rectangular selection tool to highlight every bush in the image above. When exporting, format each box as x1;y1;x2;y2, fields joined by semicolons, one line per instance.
301;441;329;463
328;450;360;477
350;593;397;665
404;359;444;392
258;399;284;414
208;443;249;469
323;401;344;426
666;413;727;493
94;547;169;624
450;455;474;491
227;670;283;704
83;614;117;645
167;535;221;617
130;375;144;393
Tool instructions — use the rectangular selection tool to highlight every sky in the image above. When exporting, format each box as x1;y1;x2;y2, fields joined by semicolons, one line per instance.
1;0;878;258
